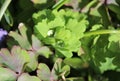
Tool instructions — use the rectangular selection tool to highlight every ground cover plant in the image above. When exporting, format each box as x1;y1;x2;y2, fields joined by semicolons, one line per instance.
0;0;120;81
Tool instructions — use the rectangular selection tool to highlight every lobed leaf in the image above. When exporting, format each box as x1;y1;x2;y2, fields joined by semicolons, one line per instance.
0;67;17;81
0;46;30;74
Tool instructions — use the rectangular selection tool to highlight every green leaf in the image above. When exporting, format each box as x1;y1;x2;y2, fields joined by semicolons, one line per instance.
90;35;120;73
66;19;88;39
61;65;70;77
25;51;38;72
99;57;117;73
37;63;51;81
32;35;43;50
0;67;17;81
64;57;84;69
51;58;63;76
48;16;65;28
55;47;73;58
51;58;70;79
43;37;56;45
34;20;49;39
4;9;13;27
108;4;120;15
0;46;30;74
33;9;88;58
54;27;71;41
32;35;52;58
36;46;52;58
18;73;41;81
8;23;31;50
33;9;54;24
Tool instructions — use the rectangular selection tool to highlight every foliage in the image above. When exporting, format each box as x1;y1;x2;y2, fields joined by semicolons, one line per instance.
0;0;120;81
33;9;88;58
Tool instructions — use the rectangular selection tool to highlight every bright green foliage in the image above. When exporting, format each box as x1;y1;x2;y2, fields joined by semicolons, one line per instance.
33;9;88;57
0;67;17;81
85;34;120;73
99;57;117;73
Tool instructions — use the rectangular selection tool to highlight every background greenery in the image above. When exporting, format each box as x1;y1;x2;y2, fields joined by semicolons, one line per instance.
0;0;120;81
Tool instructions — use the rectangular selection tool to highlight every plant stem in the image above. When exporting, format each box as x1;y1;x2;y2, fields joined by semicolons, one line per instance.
52;0;69;10
84;29;120;37
0;0;11;21
81;0;97;13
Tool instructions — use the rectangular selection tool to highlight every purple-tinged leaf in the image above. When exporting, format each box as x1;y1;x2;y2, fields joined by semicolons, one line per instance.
8;23;32;50
18;73;41;81
32;35;42;50
37;59;70;81
25;51;38;72
8;23;51;58
106;0;117;5
36;46;52;58
9;31;31;50
0;67;17;81
18;23;28;39
32;34;52;58
37;63;51;81
0;46;30;74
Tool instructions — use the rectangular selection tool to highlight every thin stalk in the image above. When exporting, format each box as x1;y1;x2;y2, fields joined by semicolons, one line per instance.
81;0;98;13
84;30;120;37
52;0;69;10
0;0;11;21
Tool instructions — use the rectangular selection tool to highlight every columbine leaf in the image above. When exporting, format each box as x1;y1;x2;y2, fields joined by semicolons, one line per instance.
0;67;17;81
51;58;70;80
37;63;51;81
0;46;30;74
8;23;31;50
32;35;43;50
36;46;52;58
18;73;41;81
25;51;38;72
18;23;28;39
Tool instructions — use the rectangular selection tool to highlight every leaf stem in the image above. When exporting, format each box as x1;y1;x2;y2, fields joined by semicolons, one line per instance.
52;0;69;10
0;0;11;21
84;29;120;37
81;0;97;13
